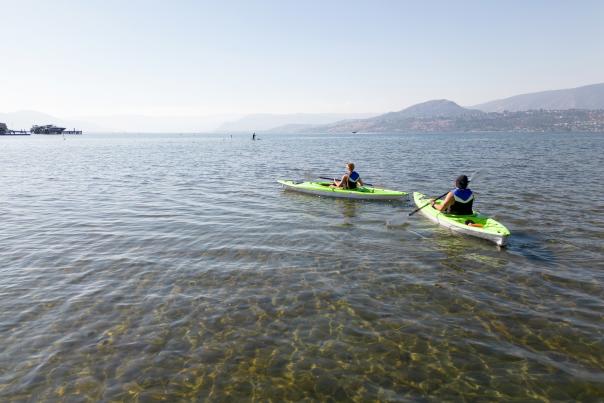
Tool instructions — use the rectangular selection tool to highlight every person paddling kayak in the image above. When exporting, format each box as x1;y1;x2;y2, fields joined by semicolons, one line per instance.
332;162;364;189
430;174;474;214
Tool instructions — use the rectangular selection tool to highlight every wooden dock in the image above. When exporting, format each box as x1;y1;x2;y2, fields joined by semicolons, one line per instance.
0;130;83;136
1;124;83;136
2;130;30;135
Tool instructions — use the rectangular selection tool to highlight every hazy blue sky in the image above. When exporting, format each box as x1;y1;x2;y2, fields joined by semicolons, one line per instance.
1;0;603;117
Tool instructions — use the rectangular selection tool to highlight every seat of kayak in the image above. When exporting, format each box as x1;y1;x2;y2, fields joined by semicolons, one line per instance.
317;182;365;191
442;212;476;217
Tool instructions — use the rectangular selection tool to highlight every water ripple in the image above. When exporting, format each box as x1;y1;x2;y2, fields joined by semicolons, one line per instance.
0;133;603;400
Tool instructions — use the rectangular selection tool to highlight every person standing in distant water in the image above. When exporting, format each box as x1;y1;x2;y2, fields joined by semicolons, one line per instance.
252;132;256;141
333;162;363;189
430;175;474;214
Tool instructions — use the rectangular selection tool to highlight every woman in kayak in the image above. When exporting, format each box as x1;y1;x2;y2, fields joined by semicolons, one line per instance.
431;174;474;214
333;162;364;189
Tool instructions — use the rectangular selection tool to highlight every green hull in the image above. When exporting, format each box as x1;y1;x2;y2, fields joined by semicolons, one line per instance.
279;180;407;200
413;192;510;246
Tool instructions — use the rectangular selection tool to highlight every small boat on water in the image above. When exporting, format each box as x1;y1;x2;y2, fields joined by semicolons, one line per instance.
30;125;82;135
413;192;510;246
31;124;67;134
278;180;407;200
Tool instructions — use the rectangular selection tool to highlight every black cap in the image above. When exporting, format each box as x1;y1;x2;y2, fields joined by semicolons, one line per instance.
456;175;469;189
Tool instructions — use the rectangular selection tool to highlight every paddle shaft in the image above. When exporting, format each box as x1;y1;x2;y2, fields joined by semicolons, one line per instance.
409;172;478;216
408;191;449;216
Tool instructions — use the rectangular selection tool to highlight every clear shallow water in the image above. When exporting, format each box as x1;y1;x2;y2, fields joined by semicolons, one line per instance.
0;132;603;401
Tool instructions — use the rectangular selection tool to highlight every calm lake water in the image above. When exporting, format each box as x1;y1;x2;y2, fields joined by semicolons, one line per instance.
0;132;603;401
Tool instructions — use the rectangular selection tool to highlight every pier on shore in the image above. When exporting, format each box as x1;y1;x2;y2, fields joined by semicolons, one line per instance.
1;123;83;136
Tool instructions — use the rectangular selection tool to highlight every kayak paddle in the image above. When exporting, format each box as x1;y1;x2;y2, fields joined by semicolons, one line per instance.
407;190;449;217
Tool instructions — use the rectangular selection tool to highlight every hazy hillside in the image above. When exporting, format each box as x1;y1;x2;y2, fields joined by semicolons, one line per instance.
381;99;483;119
278;100;484;133
5;83;604;133
472;83;604;112
216;113;377;132
271;100;604;134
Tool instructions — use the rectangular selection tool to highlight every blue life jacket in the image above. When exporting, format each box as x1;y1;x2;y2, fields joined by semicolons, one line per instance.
448;188;474;215
348;171;360;183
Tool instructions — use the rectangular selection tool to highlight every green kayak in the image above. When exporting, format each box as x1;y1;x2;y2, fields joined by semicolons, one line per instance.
279;180;407;200
413;192;510;246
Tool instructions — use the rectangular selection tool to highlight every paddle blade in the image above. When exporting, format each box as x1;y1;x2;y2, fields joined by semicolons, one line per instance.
302;170;316;181
386;214;409;227
469;170;480;183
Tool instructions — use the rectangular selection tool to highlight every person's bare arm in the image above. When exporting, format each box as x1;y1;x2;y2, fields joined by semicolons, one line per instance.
432;192;454;211
358;178;364;186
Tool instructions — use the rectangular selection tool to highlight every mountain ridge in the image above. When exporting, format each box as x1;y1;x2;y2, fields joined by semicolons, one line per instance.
471;83;604;112
267;100;604;134
264;83;604;133
267;100;483;133
380;99;483;119
3;83;604;133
